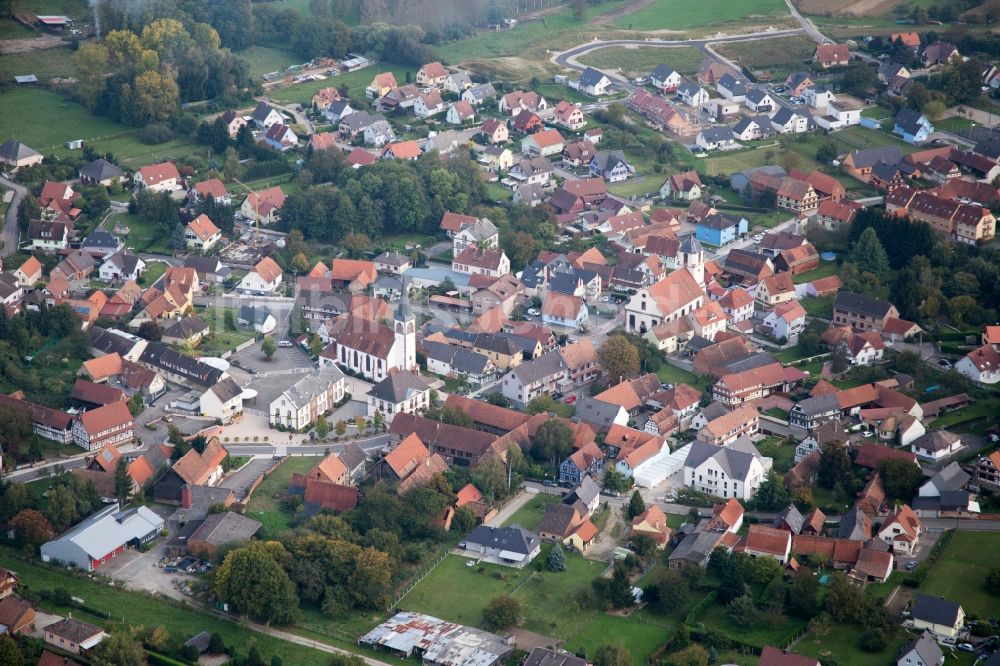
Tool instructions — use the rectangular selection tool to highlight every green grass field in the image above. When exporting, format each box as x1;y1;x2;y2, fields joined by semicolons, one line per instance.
578;46;705;77
929;398;1000;431
792;260;841;284
657;362;710;393
244;456;321;538
502;492;561;531
795;621;908;666
697;601;806;649
0;46;76;79
242;46;302;78
109;212;171;255
611;0;790;30
0;550;330;666
922;533;1000;618
197;306;260;357
400;553;667;660
563;613;670;664
714;35;817;76
0;88;202;167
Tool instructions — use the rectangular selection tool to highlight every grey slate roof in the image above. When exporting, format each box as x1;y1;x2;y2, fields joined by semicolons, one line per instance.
650;64;677;81
252;101;277;124
238;304;271;326
923;461;970;493
83;229;121;250
189;511;261;546
911;593;963;627
912;429;960;453
699;401;729;422
510;348;567;385
849;146;903;169
90;326;142;357
746;88;771;104
574;396;624;430
668;527;726;567
837;504;870;540
833;291;895;318
774;504;804;533
684;438;765;481
140;341;223;387
423;340;493;375
162;316;209;340
523;647;587;666
871;161;900;182
677;82;703;98
591;150;629;172
366;371;430;403
210;376;244;403
700;126;734;143
579;66;608;88
275;366;345;410
80;158;125;182
463;525;538;555
0;139;40;163
791;393;842;417
899;631;943;666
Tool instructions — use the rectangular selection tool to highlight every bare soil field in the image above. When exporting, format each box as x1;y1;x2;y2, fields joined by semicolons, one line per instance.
0;33;66;54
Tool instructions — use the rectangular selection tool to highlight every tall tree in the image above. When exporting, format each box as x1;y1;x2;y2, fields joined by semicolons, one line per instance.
877;458;923;501
598;335;640;383
818;441;851;489
531;419;575;467
90;631;146;666
607;563;634;608
114;457;133;504
626;490;645;519
214;543;299;624
847;227;890;278
10;509;53;547
547;544;566;572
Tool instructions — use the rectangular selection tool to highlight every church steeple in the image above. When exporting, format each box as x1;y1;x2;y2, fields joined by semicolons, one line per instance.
394;277;416;372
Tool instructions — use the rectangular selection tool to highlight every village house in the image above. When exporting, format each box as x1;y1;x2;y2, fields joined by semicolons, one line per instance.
553;100;586;130
0;139;43;168
590;150;634;182
239;185;285;225
416;61;449;87
813;43;850;68
134;161;182;193
237;256;283;295
261;123;298;151
269;365;346;430
185;214;222;251
521;128;564;157
578;67;613;96
251;101;284;129
683;439;770;501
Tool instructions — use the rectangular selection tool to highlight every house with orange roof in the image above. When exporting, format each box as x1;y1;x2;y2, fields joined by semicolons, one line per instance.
698;403;759;446
759;300;807;341
416;61;449;87
625;263;706;335
71;400;134;451
755;272;796;306
329;258;377;291
743;524;792;564
890;32;921;51
614;432;668;479
239;186;286;225
974;450;1000;492
366;72;398;99
541;292;588;329
711;362;795;407
154;438;228;503
521;128;564;157
190;178;231;206
184;214;222;251
708;498;745;533
134;161;182;193
877;504;921;555
12;256;43;288
382;140;421;160
238;256;283;295
553;100;586;130
631;505;672;549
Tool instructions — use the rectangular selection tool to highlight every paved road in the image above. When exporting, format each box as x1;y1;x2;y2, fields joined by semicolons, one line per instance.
0;174;26;258
551;29;809;87
261;98;316;135
782;0;829;44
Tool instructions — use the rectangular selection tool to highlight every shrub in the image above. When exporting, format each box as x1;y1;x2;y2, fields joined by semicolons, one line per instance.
138;124;174;144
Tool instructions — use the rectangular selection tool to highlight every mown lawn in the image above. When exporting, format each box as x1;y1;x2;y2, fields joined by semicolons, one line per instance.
110;213;171;255
656;363;710;393
0;550;330;666
792;260;841;284
502;492;561;531
921;531;1000;618
241;45;301;78
563;613;670;664
611;0;789;30
243;456;320;538
197;306;259;357
929;398;1000;432
579;46;705;77
794;622;908;666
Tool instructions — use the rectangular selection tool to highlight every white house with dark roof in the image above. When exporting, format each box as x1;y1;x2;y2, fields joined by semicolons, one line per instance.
682;438;771;500
649;64;682;91
366;371;432;424
269;365;346;430
578;67;613;96
460;525;541;568
251;101;283;129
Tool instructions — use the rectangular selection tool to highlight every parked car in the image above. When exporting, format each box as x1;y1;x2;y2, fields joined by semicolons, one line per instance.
278;340;293;348
564;395;577;404
958;643;975;652
527;308;540;316
905;560;917;570
542;480;559;487
937;358;952;368
861;430;874;438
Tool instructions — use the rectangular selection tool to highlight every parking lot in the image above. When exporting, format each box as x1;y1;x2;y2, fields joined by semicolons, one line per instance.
228;339;314;375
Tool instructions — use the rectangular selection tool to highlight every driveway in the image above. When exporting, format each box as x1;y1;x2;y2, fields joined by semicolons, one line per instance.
0;174;26;258
219;457;278;500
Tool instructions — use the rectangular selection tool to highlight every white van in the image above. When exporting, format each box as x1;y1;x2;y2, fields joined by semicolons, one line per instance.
277;340;293;348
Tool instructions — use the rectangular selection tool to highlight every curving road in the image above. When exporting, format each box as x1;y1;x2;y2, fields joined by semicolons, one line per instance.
783;0;829;44
551;28;809;88
0;174;26;258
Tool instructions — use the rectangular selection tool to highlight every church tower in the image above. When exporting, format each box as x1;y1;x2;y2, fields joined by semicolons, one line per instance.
394;277;416;372
679;235;705;287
